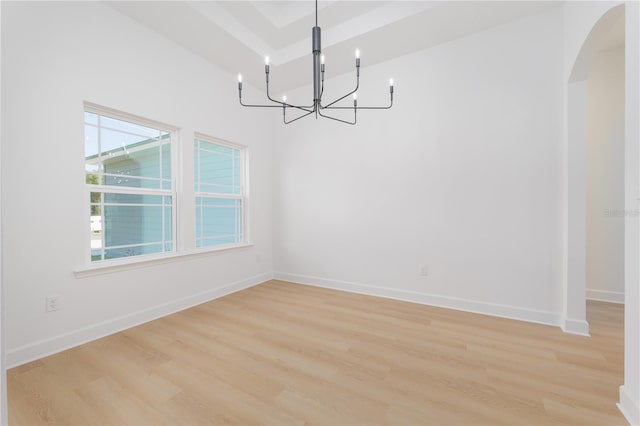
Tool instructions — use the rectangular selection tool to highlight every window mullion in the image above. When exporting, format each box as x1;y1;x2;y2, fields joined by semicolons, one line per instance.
100;191;105;261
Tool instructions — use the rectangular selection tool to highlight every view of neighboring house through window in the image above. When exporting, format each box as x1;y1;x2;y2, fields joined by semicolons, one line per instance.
194;134;246;248
84;105;175;262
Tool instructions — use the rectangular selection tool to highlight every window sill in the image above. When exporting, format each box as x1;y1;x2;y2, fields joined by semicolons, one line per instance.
74;243;254;278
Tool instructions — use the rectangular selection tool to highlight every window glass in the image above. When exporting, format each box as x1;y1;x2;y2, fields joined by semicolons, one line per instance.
195;197;242;248
85;108;174;262
194;136;245;248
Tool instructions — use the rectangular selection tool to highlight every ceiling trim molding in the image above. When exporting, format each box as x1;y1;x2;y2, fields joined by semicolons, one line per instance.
188;1;438;66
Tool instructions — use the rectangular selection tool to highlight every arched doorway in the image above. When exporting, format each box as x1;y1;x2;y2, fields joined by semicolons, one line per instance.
565;3;640;423
563;3;625;336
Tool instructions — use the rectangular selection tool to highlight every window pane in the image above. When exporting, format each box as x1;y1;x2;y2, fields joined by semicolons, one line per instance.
85;112;172;191
104;244;163;260
196;197;242;247
194;139;240;195
161;142;171;190
100;116;160;139
100;139;167;189
90;192;172;262
84;112;98;125
100;127;159;154
103;149;160;187
85;124;99;158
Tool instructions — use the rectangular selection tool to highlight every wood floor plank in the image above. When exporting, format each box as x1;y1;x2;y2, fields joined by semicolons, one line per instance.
7;280;627;425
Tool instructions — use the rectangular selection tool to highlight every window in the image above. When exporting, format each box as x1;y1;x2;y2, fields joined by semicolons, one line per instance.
194;134;246;248
84;104;176;262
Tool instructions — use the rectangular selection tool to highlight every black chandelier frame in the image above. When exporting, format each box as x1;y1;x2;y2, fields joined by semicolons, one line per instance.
237;0;394;125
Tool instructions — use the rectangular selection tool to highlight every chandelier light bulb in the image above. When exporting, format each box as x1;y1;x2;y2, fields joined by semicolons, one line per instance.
353;93;357;100
355;49;360;59
265;56;270;65
321;54;325;64
389;78;394;86
282;95;287;103
238;74;242;83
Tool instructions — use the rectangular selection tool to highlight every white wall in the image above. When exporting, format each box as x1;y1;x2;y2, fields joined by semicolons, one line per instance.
0;2;6;422
1;2;274;367
586;47;625;304
622;1;640;423
1;1;637;422
564;79;590;334
274;8;565;325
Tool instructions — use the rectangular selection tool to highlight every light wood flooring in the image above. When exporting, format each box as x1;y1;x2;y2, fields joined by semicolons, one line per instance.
8;280;626;425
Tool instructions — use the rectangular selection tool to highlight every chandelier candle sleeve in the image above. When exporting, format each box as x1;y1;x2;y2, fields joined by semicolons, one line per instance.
313;25;321;105
236;0;393;125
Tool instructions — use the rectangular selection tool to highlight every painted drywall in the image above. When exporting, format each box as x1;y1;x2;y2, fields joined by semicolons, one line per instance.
273;8;565;325
0;2;6;422
586;47;625;304
622;1;640;423
564;79;590;334
1;2;275;367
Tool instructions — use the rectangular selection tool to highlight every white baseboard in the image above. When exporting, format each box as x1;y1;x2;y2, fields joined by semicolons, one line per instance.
273;272;561;328
561;316;590;336
6;272;272;369
618;385;640;426
586;289;625;304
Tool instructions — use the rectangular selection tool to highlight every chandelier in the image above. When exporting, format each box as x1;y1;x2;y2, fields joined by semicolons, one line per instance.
237;0;394;125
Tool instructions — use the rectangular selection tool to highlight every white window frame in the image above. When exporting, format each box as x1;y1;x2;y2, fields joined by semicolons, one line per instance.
194;132;248;250
84;102;178;265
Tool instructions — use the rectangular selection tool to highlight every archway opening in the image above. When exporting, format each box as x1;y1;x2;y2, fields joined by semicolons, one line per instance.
564;4;625;336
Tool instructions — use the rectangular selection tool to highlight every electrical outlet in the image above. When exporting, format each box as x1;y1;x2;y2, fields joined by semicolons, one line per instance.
45;296;60;312
420;265;429;276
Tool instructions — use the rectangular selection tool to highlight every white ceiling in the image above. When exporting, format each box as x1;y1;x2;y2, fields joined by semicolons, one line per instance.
109;1;562;94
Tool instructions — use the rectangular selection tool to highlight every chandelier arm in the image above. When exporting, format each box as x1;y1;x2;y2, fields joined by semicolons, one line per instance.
282;102;314;113
325;98;393;110
320;77;360;109
285;102;314;112
323;91;393;110
284;107;315;124
352;104;393;110
317;106;357;125
266;94;314;111
241;99;314;112
239;98;282;108
266;77;314;111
